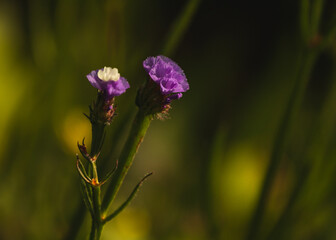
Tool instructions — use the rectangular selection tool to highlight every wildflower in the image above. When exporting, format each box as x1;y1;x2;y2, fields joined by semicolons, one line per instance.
143;55;189;103
87;67;130;100
86;67;129;125
137;55;189;116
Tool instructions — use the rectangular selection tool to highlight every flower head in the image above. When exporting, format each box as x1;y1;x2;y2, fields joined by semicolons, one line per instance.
136;56;189;117
87;67;130;100
143;55;189;102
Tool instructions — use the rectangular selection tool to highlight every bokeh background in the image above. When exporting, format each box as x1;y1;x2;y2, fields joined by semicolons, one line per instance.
1;0;336;239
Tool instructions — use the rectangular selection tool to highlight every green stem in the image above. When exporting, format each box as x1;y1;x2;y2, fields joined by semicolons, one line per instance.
245;1;327;237
311;0;325;36
300;0;310;41
87;122;106;240
267;51;336;240
91;122;105;158
96;224;104;240
89;221;103;240
65;121;106;240
88;159;103;240
101;110;152;215
245;48;317;240
87;125;104;240
162;0;202;56
91;162;102;220
89;221;96;240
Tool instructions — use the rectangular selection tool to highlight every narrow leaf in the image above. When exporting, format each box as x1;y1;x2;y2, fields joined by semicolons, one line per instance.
103;173;153;223
76;155;91;183
83;113;90;121
79;179;94;217
97;160;118;186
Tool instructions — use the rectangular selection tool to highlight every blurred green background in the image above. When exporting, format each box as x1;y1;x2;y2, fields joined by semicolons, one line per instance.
1;0;336;239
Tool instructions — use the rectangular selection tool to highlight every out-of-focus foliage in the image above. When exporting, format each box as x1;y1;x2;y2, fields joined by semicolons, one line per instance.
0;0;336;239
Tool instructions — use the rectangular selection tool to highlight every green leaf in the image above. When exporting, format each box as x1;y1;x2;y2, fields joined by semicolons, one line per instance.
76;155;91;183
79;179;94;217
103;173;153;223
97;160;118;187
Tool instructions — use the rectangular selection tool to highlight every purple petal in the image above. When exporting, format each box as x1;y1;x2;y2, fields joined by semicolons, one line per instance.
86;71;103;90
143;57;157;73
157;55;185;77
149;60;171;82
105;77;130;98
159;78;178;94
119;77;130;89
143;55;189;100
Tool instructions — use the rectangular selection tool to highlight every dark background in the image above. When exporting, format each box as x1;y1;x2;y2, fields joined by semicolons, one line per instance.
0;0;336;239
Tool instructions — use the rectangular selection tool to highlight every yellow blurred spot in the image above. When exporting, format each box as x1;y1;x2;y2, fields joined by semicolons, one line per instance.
211;142;266;219
102;207;150;240
57;109;91;154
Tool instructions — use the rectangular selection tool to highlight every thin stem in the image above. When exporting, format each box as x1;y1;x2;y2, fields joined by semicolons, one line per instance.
89;218;103;240
311;0;325;36
65;124;105;240
89;221;96;240
162;0;202;56
103;173;153;223
267;53;336;240
96;224;104;240
245;48;317;240
64;120;115;239
300;0;310;41
245;1;327;238
91;162;102;221
89;221;103;240
101;110;152;215
87;160;103;240
91;122;105;158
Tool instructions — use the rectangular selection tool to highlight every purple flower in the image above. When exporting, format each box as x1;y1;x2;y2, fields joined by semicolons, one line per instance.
87;67;130;100
143;55;189;102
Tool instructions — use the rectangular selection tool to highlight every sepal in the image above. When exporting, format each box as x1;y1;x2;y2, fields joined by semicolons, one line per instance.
77;138;98;163
87;91;117;125
76;155;91;183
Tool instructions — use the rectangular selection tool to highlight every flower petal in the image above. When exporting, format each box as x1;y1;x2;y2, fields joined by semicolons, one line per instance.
105;77;130;98
143;57;157;73
160;78;178;94
86;71;103;90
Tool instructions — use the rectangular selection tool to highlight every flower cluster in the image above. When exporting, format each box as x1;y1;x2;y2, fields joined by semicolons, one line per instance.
86;56;189;116
143;55;189;103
